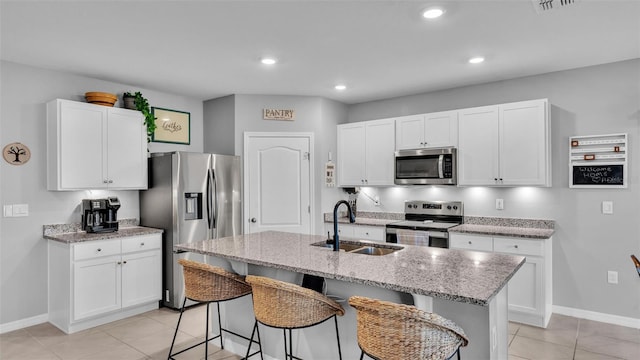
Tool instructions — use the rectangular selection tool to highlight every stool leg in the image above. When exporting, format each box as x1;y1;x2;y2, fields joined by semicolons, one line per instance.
334;315;342;360
282;329;288;359
288;329;293;360
205;302;210;359
216;302;224;349
255;324;263;360
359;351;364;360
244;321;263;360
167;297;187;360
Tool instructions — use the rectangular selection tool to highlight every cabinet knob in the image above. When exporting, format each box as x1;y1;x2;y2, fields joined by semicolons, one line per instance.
468;241;472;245
123;261;127;264
365;232;369;235
97;248;102;252
250;217;257;223
117;261;121;264
494;178;498;182
108;180;113;184
514;245;519;249
103;180;108;183
140;242;145;246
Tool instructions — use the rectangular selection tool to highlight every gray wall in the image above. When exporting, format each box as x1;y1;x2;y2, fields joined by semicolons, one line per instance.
203;94;348;234
0;61;204;325
203;95;235;155
348;59;640;319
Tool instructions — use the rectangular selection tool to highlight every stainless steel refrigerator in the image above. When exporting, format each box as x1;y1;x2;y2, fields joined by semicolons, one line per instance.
140;152;242;309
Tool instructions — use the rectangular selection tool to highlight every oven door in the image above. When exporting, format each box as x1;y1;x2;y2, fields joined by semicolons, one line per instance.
385;227;449;248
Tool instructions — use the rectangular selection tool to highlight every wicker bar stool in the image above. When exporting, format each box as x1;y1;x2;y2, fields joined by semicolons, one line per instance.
168;259;261;360
244;275;345;360
348;296;469;360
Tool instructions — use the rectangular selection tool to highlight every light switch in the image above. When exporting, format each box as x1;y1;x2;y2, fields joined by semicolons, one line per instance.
13;204;28;217
602;201;613;215
495;199;504;210
3;205;13;217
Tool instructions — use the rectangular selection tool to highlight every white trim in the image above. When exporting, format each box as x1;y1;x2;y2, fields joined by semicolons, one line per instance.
553;305;640;329
0;313;48;334
243;132;316;235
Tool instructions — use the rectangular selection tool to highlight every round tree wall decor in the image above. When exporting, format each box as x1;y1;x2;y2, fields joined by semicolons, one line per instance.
3;142;31;165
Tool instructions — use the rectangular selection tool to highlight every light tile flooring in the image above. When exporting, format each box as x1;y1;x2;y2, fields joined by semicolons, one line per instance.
1;305;639;360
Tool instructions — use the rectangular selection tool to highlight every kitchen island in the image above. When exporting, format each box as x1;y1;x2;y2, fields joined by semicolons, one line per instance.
176;230;525;359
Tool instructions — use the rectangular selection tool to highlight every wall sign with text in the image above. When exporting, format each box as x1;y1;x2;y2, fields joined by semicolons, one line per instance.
569;133;627;188
152;107;190;145
263;108;295;121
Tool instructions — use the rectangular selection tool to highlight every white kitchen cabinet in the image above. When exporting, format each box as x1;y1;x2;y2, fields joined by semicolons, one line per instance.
46;99;148;190
458;99;550;187
337;118;395;186
449;232;552;328
395;111;458;150
324;223;385;242
49;234;162;334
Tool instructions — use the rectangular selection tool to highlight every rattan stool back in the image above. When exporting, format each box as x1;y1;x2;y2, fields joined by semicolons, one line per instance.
349;296;468;360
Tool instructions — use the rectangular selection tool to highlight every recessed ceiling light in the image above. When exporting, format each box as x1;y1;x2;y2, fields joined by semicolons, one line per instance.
422;8;444;19
468;56;485;64
334;84;347;91
261;58;277;65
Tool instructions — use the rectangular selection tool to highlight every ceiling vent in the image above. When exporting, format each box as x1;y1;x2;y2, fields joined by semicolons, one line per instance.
533;0;578;12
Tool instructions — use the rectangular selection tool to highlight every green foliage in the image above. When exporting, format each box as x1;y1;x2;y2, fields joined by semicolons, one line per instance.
124;91;156;143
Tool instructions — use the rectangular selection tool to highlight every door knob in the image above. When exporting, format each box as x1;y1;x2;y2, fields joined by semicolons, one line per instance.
250;218;257;223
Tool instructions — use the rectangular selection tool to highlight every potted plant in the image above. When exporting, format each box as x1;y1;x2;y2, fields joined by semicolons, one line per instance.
124;91;157;143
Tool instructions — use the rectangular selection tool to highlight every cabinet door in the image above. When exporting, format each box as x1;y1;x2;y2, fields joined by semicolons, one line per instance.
365;119;395;185
352;225;385;241
499;99;549;186
121;249;161;308
73;256;121;321
106;108;147;189
337;123;366;186
458;106;500;186
58;101;107;189
395;115;425;150
424;110;458;148
507;256;544;317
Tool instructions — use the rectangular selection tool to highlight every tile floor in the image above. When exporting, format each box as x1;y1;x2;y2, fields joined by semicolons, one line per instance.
1;305;638;360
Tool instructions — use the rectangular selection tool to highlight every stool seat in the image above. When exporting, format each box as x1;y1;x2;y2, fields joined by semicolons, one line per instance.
168;259;260;360
349;296;468;360
245;275;345;359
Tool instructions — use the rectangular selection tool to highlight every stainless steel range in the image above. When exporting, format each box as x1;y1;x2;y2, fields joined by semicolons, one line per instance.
385;200;463;248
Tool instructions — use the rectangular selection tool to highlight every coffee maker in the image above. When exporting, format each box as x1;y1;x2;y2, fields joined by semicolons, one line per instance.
81;197;120;233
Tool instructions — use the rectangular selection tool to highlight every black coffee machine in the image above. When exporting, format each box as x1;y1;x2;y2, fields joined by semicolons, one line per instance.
81;197;120;233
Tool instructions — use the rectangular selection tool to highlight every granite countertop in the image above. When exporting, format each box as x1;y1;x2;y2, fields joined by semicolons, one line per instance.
324;211;403;227
44;226;163;244
175;230;525;306
449;224;554;239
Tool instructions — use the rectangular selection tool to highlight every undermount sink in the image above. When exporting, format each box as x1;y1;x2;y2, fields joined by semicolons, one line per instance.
311;240;402;256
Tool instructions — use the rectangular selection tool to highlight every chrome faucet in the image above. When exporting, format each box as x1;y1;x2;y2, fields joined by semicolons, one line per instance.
332;200;356;251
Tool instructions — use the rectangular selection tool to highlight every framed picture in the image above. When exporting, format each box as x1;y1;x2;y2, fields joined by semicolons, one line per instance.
151;107;190;144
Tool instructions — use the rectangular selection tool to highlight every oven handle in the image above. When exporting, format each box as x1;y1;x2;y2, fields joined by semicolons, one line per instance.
438;155;444;178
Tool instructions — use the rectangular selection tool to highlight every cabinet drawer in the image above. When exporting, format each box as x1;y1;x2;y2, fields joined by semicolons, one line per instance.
353;226;385;241
450;234;493;252
493;237;543;256
74;239;120;261
121;235;162;253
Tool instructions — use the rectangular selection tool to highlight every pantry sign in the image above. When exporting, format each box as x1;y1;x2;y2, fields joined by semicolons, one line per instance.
263;108;295;121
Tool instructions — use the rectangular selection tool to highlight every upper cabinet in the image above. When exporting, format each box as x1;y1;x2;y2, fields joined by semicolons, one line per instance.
395;110;458;150
458;99;550;187
337;118;395;186
47;99;148;191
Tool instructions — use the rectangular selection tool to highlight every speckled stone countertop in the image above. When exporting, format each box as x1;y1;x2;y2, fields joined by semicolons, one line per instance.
450;216;555;239
176;230;525;306
324;211;403;226
43;221;163;244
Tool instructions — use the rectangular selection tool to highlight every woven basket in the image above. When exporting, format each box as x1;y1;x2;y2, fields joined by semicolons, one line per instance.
348;296;468;360
245;275;344;329
85;92;117;107
178;259;252;302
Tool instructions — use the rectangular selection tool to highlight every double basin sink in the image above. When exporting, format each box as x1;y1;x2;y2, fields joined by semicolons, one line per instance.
311;239;403;256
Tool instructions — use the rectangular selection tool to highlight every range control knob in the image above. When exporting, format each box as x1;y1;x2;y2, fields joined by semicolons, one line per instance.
447;205;452;210
453;206;458;210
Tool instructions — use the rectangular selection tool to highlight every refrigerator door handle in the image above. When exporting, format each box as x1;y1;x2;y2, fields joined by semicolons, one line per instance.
211;169;218;233
206;168;213;229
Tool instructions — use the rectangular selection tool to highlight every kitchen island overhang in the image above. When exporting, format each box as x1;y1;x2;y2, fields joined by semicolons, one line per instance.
175;230;525;359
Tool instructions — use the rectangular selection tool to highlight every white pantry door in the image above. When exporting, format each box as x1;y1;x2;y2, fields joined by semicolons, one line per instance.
244;133;313;235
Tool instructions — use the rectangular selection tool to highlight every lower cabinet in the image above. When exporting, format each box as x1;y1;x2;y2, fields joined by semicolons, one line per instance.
49;234;162;333
450;233;552;328
323;223;385;242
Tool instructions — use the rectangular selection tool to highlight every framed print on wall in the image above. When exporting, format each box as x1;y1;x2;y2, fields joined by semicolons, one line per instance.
151;107;190;144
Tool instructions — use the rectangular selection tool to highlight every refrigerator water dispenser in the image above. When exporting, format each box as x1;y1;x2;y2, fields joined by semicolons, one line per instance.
184;193;202;220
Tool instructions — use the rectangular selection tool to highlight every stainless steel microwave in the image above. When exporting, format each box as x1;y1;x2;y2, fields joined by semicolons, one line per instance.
394;147;457;185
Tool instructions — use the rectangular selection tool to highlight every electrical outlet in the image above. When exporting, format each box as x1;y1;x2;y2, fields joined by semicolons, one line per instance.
607;271;618;284
13;204;28;217
374;195;380;206
495;199;504;210
602;201;613;214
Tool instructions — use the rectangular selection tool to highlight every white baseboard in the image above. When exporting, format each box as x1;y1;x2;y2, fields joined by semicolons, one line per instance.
553;305;640;329
0;313;49;334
